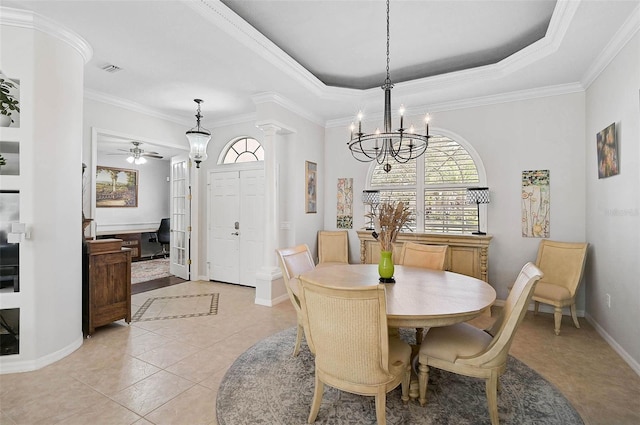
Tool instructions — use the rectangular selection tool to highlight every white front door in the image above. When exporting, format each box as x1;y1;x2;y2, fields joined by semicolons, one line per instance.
209;168;264;286
170;155;190;280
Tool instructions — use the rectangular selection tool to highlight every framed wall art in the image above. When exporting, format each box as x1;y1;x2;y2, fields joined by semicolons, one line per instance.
336;178;353;229
96;166;138;207
305;161;317;213
596;122;619;178
522;170;550;238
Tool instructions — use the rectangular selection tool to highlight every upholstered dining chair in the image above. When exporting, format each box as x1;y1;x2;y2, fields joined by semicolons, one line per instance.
317;230;349;265
398;242;448;344
417;262;543;425
276;244;316;356
298;278;411;425
532;239;588;335
399;242;448;270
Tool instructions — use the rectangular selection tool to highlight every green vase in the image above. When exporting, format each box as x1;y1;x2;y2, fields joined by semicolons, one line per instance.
378;250;395;283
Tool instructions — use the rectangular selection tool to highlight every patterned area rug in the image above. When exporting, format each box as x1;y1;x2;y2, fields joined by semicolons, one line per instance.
132;293;219;322
217;328;584;425
131;258;170;284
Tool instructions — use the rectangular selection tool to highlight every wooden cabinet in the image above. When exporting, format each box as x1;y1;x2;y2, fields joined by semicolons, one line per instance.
83;239;132;337
356;230;492;282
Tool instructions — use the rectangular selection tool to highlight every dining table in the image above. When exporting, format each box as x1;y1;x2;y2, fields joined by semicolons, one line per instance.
298;263;496;329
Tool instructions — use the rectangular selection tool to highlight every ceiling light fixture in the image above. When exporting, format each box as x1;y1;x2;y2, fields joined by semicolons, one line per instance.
347;0;430;173
185;99;211;168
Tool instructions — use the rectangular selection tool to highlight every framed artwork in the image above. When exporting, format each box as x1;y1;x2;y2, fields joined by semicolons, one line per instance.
96;166;138;207
336;178;353;229
305;161;317;213
596;122;619;178
521;170;550;238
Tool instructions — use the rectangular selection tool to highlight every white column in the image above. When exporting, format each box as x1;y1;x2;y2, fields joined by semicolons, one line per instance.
254;123;286;305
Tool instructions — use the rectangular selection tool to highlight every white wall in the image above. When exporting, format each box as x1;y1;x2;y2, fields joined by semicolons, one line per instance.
94;153;170;231
325;91;587;303
585;31;640;369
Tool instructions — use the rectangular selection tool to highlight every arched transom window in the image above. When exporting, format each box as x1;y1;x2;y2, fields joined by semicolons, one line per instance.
222;137;264;164
369;135;483;234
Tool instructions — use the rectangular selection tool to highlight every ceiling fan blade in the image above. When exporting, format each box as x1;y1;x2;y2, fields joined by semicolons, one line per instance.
142;153;164;159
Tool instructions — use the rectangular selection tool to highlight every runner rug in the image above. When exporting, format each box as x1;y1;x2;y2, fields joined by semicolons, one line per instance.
217;327;583;425
131;258;170;284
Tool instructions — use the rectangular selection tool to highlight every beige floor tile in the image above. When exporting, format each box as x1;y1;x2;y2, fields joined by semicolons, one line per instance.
70;356;161;396
110;370;194;416
53;397;142;425
145;384;216;425
134;340;201;369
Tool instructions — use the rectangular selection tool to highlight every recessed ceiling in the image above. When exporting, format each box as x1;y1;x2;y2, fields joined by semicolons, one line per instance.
3;0;638;126
221;0;556;90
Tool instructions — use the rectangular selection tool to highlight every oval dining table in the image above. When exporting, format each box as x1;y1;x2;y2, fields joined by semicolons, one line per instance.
298;264;496;329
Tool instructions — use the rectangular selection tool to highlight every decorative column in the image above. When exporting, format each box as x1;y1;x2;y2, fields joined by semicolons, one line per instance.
254;122;285;305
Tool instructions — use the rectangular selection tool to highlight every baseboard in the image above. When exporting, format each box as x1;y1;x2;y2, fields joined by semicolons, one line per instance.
255;293;288;307
585;313;640;377
0;333;83;374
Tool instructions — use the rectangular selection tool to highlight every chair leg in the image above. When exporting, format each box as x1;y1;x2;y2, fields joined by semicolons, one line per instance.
418;361;429;406
534;301;540;315
293;323;303;356
554;307;562;335
570;303;580;329
308;374;324;423
401;364;411;404
415;327;424;345
374;388;387;425
486;372;499;425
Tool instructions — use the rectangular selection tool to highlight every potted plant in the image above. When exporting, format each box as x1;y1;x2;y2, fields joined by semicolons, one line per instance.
0;75;20;127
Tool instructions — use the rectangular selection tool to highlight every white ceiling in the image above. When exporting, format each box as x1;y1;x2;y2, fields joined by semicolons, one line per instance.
4;0;639;130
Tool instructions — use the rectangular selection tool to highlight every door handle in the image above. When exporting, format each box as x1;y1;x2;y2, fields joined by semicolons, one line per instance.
231;232;239;236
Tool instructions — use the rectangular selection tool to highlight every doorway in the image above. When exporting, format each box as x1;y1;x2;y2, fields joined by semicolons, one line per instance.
208;168;265;287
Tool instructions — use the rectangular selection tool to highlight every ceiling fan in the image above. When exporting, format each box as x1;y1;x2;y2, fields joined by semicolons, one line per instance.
112;141;163;164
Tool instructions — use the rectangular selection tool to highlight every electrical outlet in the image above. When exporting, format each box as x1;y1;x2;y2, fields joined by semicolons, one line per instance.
606;293;611;308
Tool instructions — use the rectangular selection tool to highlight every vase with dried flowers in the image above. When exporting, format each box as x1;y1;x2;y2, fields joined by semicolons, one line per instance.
366;201;411;283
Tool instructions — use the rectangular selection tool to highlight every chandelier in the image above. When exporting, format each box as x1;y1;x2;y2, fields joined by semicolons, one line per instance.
185;99;211;168
347;0;430;173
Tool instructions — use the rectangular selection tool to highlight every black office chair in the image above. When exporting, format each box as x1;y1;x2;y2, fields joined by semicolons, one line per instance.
150;218;170;258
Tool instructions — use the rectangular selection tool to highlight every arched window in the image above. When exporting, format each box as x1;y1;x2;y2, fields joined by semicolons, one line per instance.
222;137;264;164
369;135;483;234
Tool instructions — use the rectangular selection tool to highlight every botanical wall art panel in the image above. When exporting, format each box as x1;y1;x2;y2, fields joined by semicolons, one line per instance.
596;122;619;178
336;178;353;229
96;166;138;207
305;161;317;213
521;170;550;238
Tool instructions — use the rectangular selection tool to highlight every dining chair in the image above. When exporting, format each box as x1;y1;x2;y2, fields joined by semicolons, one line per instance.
298;278;411;425
417;262;543;425
398;242;448;344
532;239;588;335
275;244;316;356
317;230;349;265
399;242;448;270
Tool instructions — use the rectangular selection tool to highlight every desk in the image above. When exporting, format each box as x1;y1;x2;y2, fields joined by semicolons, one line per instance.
97;228;156;261
299;264;496;328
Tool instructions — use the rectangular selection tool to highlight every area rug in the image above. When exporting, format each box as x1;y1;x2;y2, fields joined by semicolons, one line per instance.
132;293;219;322
217;328;583;425
131;258;170;284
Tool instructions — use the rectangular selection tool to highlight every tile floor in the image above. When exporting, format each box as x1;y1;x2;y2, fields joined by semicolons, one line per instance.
0;280;639;425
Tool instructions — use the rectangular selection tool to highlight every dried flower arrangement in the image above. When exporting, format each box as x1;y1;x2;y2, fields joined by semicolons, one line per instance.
366;201;411;251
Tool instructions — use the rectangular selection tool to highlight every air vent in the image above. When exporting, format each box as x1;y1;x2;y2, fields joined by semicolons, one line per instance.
100;64;122;73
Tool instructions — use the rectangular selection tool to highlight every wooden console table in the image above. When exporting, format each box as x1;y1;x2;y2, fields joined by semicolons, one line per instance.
356;230;492;282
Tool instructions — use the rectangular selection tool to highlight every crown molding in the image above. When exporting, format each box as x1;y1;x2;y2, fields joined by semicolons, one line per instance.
0;6;93;63
252;92;324;127
325;82;585;128
84;89;191;126
185;0;326;97
581;2;640;89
